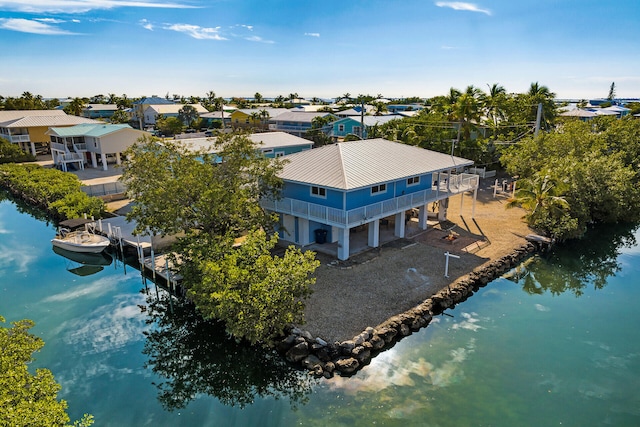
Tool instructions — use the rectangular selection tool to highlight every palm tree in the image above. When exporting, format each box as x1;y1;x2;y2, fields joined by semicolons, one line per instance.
178;105;199;128
254;92;263;104
259;109;270;130
484;83;507;135
527;82;557;130
64;97;87;116
507;172;569;226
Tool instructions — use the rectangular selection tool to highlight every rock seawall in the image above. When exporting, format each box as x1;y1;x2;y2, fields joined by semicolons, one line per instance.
276;241;544;378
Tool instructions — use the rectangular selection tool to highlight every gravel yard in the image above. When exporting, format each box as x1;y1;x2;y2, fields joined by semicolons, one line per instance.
299;179;533;343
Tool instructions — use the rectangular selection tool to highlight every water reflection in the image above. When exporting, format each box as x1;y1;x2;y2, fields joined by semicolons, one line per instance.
0;189;53;225
520;223;638;296
142;293;315;411
52;246;113;276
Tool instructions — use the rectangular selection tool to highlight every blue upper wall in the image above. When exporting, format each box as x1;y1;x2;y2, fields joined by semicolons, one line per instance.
283;172;434;212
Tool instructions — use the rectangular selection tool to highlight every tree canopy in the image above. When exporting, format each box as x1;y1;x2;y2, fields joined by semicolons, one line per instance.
0;315;93;427
501;117;640;240
120;133;319;345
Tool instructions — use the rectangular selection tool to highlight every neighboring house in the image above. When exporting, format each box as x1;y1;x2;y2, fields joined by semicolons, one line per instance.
173;131;313;159
269;111;336;137
387;104;425;113
229;108;289;129
132;97;174;127
330;115;400;140
0;110;97;155
47;123;149;171
144;104;209;126
559;109;598;121
262;138;479;260
82;104;120;120
199;111;233;129
335;105;373;118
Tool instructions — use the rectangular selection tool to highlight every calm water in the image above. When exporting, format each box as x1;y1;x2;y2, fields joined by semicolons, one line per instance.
1;193;639;426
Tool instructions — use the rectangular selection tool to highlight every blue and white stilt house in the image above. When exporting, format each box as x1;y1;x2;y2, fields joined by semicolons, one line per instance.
262;138;479;260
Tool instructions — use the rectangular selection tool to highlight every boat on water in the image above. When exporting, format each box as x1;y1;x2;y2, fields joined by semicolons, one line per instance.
51;228;111;253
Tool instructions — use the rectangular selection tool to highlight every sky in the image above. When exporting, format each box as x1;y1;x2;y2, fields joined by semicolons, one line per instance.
0;0;639;101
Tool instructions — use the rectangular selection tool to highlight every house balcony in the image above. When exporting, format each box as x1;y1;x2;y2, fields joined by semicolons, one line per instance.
262;173;479;229
9;134;31;143
269;124;312;134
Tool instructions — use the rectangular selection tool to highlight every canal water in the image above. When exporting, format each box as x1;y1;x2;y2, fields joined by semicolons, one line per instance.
1;193;639;426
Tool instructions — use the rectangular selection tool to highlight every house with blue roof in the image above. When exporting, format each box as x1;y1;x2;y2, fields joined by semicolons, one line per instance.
262;138;479;260
330;115;400;140
47;123;148;171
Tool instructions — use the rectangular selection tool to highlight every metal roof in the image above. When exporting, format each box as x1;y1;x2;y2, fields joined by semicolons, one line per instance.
145;104;209;114
271;111;334;123
174;132;313;153
0;109;67;126
2;115;97;128
48;123;135;137
279;138;474;190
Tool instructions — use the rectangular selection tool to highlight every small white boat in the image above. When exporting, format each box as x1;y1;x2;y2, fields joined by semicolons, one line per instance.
51;228;110;253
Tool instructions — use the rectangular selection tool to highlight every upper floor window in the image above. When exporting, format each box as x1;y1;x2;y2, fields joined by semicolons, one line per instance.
275;152;285;158
407;176;420;186
371;183;387;194
338;124;345;132
311;186;326;198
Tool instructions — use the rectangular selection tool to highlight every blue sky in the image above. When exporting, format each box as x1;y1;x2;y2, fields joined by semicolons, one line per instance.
1;0;639;100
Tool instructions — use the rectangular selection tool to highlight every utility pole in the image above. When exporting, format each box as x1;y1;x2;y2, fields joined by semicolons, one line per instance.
534;103;542;138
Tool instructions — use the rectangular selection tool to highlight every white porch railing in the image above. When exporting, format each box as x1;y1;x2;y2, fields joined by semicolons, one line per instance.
262;173;479;228
9;134;31;143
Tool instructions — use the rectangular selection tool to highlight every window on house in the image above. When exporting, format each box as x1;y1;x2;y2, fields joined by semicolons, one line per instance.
262;149;274;154
407;176;420;186
353;126;361;136
311;186;326;198
371;183;387;194
338;124;345;132
275;152;285;158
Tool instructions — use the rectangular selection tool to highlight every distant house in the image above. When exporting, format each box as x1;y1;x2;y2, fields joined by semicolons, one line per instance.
173;131;313;159
82;104;120;120
262;139;479;260
143;104;208;126
131;97;174;127
330;115;400;140
0;110;97;155
269;111;336;137
229;108;289;130
335;105;374;118
47;123;148;171
387;104;425;113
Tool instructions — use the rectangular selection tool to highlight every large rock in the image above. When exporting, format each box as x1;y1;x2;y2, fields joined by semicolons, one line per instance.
301;354;323;370
335;357;360;375
352;346;371;364
369;334;386;350
285;341;309;363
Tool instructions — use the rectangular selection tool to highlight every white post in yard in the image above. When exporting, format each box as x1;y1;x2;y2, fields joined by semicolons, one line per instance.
512;180;517;198
493;179;498;198
444;251;460;278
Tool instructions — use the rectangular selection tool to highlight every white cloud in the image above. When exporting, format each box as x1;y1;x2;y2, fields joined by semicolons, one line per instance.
34;17;65;24
0;0;197;14
0;243;38;272
0;17;77;34
435;1;491;15
304;32;320;37
164;23;226;40
140;18;153;31
245;35;274;44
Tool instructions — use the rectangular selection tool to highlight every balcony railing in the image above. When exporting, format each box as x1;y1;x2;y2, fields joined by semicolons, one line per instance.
9;134;31;143
262;173;479;228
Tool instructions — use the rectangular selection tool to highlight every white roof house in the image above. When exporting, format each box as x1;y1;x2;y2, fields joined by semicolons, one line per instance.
265;138;479;260
144;103;209;125
279;138;473;190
